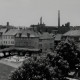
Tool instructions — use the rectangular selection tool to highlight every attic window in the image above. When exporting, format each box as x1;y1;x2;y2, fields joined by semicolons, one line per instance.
19;33;22;37
39;39;42;42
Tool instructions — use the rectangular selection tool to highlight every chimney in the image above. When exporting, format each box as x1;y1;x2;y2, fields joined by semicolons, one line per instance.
7;22;9;26
27;33;30;38
19;33;22;37
40;17;42;25
58;10;60;27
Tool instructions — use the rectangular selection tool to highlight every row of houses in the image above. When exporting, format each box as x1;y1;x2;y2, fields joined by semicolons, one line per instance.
0;28;54;52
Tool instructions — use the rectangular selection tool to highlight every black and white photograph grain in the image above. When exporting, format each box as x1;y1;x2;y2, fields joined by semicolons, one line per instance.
0;0;80;80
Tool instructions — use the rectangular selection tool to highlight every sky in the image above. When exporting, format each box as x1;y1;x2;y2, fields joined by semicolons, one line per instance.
0;0;80;27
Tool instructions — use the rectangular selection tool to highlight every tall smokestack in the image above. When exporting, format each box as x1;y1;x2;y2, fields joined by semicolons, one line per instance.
7;22;9;26
58;10;60;27
40;17;42;24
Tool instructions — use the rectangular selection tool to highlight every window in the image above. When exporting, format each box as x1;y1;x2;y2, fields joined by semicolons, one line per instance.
8;36;10;39
11;36;14;39
8;41;10;44
39;44;42;48
4;41;5;44
11;41;14;44
39;39;42;42
6;41;7;44
3;36;5;39
5;36;7;39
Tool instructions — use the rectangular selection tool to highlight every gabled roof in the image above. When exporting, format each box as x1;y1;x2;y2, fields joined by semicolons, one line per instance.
0;28;7;33
16;29;40;38
3;29;19;35
55;34;63;41
63;30;80;36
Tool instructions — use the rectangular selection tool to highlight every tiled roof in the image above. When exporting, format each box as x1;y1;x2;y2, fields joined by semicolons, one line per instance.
3;29;18;35
22;30;40;37
55;34;62;41
16;29;40;37
0;28;7;33
63;30;80;36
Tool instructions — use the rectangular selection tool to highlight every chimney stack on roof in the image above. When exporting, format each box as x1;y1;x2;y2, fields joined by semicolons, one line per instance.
7;22;9;26
40;17;42;25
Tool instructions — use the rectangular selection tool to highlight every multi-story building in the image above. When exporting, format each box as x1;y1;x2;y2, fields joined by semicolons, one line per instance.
39;32;54;52
0;27;54;52
15;30;40;49
15;30;54;52
0;28;7;46
2;29;19;47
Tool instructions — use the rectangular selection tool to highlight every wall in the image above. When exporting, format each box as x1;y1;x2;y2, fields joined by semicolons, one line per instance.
15;37;39;49
2;35;15;46
39;38;54;52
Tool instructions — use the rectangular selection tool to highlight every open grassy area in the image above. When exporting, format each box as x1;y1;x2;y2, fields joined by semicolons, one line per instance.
0;63;15;80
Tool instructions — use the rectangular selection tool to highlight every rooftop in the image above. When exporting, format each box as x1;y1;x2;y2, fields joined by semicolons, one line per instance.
55;34;63;41
0;28;7;33
39;32;54;39
3;29;18;35
63;30;80;36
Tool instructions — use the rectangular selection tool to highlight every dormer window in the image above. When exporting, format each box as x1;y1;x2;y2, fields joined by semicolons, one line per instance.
19;33;22;37
27;33;30;38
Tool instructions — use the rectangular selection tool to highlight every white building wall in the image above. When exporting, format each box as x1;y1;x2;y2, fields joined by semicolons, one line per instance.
2;35;15;46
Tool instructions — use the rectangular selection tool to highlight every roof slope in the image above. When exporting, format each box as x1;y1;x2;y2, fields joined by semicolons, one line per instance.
63;30;80;36
0;28;7;33
16;29;40;37
55;34;63;41
3;29;18;35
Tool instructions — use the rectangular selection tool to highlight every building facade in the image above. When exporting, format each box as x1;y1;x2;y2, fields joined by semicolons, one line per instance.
15;31;54;52
2;29;18;47
39;32;54;52
0;28;7;46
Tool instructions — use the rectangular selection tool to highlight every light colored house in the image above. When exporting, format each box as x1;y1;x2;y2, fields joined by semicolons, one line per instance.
2;29;19;47
0;28;7;45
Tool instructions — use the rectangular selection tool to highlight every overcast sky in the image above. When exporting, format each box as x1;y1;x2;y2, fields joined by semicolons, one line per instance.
0;0;80;27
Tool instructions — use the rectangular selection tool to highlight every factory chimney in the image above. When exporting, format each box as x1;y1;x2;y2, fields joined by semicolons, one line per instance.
40;17;42;25
58;10;60;27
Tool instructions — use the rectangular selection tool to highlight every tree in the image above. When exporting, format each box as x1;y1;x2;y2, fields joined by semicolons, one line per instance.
8;56;54;80
8;53;69;80
55;40;80;70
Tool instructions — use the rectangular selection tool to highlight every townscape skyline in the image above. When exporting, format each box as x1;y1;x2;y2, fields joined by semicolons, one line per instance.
0;0;80;27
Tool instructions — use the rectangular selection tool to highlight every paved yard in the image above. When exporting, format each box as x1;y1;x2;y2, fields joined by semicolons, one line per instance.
0;59;22;68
